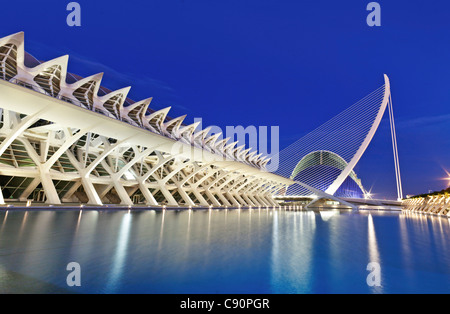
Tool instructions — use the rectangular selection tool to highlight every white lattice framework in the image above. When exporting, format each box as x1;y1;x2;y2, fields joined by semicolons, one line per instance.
0;32;291;207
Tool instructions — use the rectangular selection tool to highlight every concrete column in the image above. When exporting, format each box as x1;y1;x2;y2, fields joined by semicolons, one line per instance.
39;168;61;205
112;180;133;206
81;176;102;205
138;181;158;206
158;182;178;206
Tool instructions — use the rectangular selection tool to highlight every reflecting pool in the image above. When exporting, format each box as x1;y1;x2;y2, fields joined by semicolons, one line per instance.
0;209;448;293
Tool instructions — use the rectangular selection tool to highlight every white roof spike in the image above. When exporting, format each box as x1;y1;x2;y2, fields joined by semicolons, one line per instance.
0;32;25;82
0;32;25;65
224;141;238;152
238;148;252;160
261;158;271;167
123;97;152;114
179;121;201;137
25;54;69;74
193;126;212;142
233;145;246;157
251;153;263;163
163;114;187;138
143;106;171;133
145;106;171;121
98;86;131;102
122;98;153;127
257;156;271;166
11;54;69;97
68;72;104;90
95;86;131;119
0;31;24;44
215;137;230;150
204;132;222;148
246;151;257;161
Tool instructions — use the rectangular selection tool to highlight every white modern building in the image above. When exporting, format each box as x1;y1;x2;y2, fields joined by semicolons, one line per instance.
0;32;292;207
0;32;398;208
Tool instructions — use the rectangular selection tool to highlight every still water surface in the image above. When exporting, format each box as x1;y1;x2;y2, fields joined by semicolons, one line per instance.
0;208;448;293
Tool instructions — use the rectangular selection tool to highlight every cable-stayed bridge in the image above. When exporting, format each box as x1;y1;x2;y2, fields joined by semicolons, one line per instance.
270;74;403;209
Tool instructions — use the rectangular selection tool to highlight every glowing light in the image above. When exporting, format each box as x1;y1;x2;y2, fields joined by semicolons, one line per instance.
444;170;450;187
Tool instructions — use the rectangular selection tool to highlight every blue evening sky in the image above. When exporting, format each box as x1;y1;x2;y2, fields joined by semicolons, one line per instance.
1;0;449;198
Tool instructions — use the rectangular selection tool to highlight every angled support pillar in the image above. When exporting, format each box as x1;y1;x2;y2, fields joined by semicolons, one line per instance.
210;189;230;206
202;188;221;207
254;195;269;207
0;187;4;205
65;150;103;206
157;182;178;206
100;159;133;206
224;192;240;206
231;193;247;206
39;167;61;204
18;177;40;202
264;195;278;207
95;184;113;200
21;137;61;204
174;183;196;207
242;194;256;206
61;180;82;202
190;188;210;206
138;180;158;206
112;180;133;206
81;177;102;205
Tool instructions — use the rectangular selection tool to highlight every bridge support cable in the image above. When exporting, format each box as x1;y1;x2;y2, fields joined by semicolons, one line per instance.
269;75;391;200
388;94;403;200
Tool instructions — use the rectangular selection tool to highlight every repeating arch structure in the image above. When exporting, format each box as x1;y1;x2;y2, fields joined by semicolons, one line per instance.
270;74;392;204
0;32;291;206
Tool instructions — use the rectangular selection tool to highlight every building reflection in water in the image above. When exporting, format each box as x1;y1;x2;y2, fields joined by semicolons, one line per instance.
69;210;99;266
0;208;448;294
368;214;380;264
158;209;166;251
367;213;383;293
106;212;132;293
0;211;8;236
271;210;316;293
399;211;449;259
